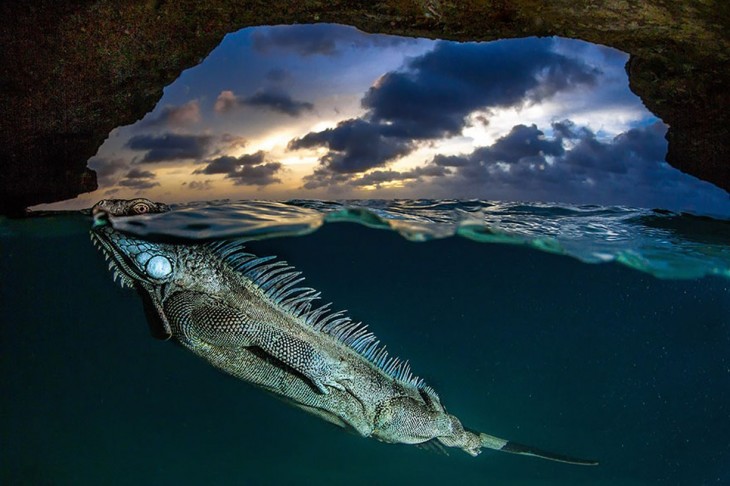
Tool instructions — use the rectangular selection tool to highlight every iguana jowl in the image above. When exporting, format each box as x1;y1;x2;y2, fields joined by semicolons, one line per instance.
90;200;597;465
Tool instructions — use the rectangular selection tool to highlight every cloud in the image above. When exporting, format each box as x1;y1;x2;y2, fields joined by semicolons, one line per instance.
361;38;600;140
241;90;314;116
434;124;565;168
419;121;685;207
194;151;266;175
192;151;282;186
126;133;213;163
291;37;600;184
214;89;313;117
337;120;649;193
219;133;247;150
349;165;451;187
289;119;413;174
139;100;201;128
184;180;212;191
227;162;282;186
301;167;356;190
193;155;239;175
88;157;129;185
125;168;156;179
214;90;239;114
320;120;729;214
303;163;452;190
117;168;160;190
250;24;411;57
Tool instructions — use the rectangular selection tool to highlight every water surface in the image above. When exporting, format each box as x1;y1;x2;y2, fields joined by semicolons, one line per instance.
2;200;728;485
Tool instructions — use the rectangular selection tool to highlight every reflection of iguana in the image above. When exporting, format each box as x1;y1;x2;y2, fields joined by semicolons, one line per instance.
90;198;597;465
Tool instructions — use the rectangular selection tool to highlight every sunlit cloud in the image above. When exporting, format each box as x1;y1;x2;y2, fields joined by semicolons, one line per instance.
214;90;238;114
138;100;201;128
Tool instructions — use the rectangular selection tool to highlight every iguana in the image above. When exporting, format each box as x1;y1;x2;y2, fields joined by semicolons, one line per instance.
90;199;597;465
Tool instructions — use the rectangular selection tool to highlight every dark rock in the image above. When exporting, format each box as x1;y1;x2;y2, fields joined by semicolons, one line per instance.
1;0;727;214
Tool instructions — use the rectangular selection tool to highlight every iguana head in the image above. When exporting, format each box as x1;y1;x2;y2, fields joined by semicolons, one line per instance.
90;198;177;289
91;197;170;217
91;224;178;289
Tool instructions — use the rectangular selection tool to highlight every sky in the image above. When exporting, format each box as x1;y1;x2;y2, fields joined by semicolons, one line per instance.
39;24;730;216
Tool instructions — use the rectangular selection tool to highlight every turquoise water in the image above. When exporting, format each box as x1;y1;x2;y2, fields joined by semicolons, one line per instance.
2;200;729;484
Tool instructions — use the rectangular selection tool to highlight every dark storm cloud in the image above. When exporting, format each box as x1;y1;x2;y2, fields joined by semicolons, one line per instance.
291;37;600;184
117;168;159;190
305;120;694;212
89;157;161;191
194;151;266;175
125;168;156;179
430;124;565;179
126;133;213;163
242;90;314;116
88;157;129;185
301;167;355;190
289;119;413;173
419;121;677;206
194;156;239;175
214;89;313;117
138;100;201;128
192;151;282;187
226;162;282;186
361;38;600;139
251;24;411;57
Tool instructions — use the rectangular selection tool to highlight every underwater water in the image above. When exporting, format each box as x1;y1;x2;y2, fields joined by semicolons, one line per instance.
1;200;729;485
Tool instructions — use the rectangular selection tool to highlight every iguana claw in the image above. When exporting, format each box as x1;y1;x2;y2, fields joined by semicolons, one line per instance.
310;363;352;394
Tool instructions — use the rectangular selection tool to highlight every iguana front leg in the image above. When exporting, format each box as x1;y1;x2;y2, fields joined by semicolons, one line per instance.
262;327;351;394
166;291;350;394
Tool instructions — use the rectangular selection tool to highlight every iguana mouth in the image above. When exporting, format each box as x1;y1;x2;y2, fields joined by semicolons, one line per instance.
90;226;140;289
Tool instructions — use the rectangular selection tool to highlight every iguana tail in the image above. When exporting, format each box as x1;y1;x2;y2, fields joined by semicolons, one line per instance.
479;432;598;466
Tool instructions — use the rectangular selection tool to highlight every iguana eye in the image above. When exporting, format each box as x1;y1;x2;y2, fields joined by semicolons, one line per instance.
132;202;150;214
146;255;172;279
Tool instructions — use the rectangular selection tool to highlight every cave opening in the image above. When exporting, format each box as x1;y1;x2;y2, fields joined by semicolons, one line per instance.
35;24;730;217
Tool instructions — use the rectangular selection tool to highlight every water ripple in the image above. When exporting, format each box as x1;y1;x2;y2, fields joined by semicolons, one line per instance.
100;199;730;280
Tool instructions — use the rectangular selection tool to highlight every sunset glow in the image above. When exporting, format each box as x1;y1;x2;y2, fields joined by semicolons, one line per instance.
36;24;730;216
